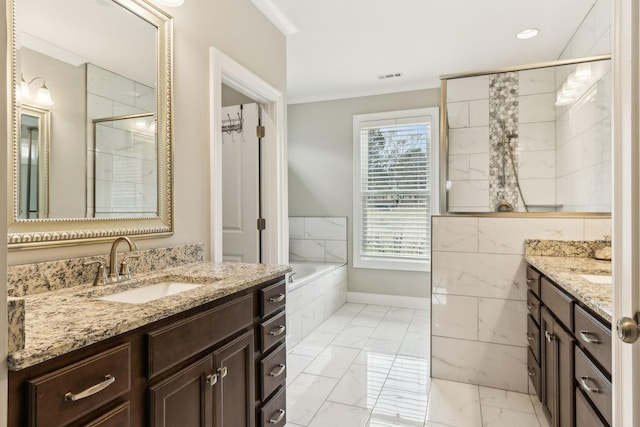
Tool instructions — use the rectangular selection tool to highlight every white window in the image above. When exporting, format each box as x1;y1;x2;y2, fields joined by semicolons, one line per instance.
353;107;439;272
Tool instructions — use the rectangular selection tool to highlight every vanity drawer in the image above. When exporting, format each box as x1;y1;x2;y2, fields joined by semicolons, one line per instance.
146;294;253;377
27;343;131;427
260;311;286;353
527;348;541;400
574;304;612;375
526;266;541;297
259;386;286;427
527;314;540;362
575;346;612;426
576;388;607;427
260;343;287;400
260;280;286;318
541;277;573;328
84;401;130;427
527;291;541;325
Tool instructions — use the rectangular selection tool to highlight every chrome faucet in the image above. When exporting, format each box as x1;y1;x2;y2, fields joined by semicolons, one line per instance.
108;236;139;282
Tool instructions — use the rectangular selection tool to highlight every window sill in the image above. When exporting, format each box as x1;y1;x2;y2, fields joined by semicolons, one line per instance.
353;257;430;273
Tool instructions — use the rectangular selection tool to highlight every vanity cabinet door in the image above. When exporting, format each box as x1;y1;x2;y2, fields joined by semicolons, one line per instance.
148;356;214;427
541;307;575;427
212;331;255;427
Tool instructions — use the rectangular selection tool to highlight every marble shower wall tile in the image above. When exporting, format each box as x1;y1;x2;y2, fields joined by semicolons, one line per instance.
288;217;347;263
430;216;611;393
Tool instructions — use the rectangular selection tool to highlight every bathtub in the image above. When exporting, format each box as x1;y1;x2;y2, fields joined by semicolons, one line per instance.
286;262;347;348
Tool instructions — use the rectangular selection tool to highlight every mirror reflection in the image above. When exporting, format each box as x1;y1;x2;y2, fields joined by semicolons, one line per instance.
15;0;157;219
19;105;49;219
442;57;611;214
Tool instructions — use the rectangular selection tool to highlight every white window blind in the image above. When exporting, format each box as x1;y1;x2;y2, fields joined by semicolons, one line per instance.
353;108;438;272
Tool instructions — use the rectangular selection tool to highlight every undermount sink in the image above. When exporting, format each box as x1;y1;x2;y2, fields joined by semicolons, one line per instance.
579;274;612;285
98;281;203;304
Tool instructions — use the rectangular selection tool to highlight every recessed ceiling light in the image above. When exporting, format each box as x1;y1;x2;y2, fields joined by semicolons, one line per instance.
517;28;539;40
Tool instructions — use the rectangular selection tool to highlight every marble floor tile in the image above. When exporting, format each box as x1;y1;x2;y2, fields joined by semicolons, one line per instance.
371;321;410;342
286;353;315;386
327;360;391;408
308;401;371;427
412;309;430;321
479;386;536;413
286;373;339;425
290;330;337;358
361;337;402;355
303;345;360;379
287;304;542;427
370;387;429;427
332;325;377;348
481;406;542;427
426;379;482;426
398;332;430;359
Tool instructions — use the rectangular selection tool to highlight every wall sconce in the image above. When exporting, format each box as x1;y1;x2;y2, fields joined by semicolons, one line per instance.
21;74;54;106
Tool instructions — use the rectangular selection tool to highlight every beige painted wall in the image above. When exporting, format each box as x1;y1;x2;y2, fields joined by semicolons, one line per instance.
288;89;440;298
7;0;286;266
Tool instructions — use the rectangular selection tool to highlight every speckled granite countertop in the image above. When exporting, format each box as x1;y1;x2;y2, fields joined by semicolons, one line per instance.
524;255;612;323
7;261;290;371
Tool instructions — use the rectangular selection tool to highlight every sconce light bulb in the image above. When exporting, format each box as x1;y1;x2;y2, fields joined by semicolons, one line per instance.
35;83;53;106
20;76;30;99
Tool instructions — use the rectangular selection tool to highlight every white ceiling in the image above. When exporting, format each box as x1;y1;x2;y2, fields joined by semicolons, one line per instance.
261;0;599;104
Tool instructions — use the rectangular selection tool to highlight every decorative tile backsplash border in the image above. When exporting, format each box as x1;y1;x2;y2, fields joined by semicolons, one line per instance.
7;243;205;297
289;217;347;263
525;239;601;257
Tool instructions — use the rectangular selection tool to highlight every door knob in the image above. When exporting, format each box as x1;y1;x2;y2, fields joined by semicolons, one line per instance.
617;314;640;343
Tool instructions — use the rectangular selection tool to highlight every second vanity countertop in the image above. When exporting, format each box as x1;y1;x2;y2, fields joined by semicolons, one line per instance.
524;255;612;323
8;261;290;371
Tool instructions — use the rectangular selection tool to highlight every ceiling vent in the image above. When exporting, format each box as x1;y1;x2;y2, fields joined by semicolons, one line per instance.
378;73;402;80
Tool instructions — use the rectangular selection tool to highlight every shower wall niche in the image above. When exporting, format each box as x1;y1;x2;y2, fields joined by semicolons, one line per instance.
442;56;611;213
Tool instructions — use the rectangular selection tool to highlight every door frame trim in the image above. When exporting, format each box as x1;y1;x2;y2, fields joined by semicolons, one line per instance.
209;48;288;264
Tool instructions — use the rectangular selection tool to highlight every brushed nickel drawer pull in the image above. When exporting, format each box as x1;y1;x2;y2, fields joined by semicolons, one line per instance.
269;325;286;336
579;331;601;344
218;366;228;378
269;409;285;424
579;376;600;393
269;364;286;377
545;331;555;342
206;373;218;387
527;303;535;311
527;366;535;377
64;375;115;402
269;294;285;303
527;278;535;284
526;333;536;342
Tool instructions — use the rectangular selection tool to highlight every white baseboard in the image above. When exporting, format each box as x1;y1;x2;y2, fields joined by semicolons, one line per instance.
347;292;430;309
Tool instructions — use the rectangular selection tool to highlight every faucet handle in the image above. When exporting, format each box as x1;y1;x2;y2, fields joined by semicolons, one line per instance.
119;255;140;280
84;261;108;286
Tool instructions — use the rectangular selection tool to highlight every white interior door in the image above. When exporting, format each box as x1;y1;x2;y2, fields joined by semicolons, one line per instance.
222;103;259;263
613;0;640;425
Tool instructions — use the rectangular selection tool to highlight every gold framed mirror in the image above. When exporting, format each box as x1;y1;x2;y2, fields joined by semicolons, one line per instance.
8;0;174;248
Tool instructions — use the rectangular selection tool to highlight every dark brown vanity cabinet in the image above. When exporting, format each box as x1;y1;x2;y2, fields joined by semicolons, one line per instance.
8;275;286;427
526;265;612;427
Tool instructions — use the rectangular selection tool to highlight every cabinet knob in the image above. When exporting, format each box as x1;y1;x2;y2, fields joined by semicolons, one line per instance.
218;366;228;378
206;373;218;387
544;331;555;342
526;333;536;342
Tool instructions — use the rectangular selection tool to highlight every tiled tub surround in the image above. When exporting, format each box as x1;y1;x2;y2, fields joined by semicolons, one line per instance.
286;263;347;349
289;217;347;263
6;247;290;371
430;215;610;393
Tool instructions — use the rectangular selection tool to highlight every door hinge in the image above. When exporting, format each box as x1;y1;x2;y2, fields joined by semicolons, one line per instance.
256;125;265;138
257;218;266;231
